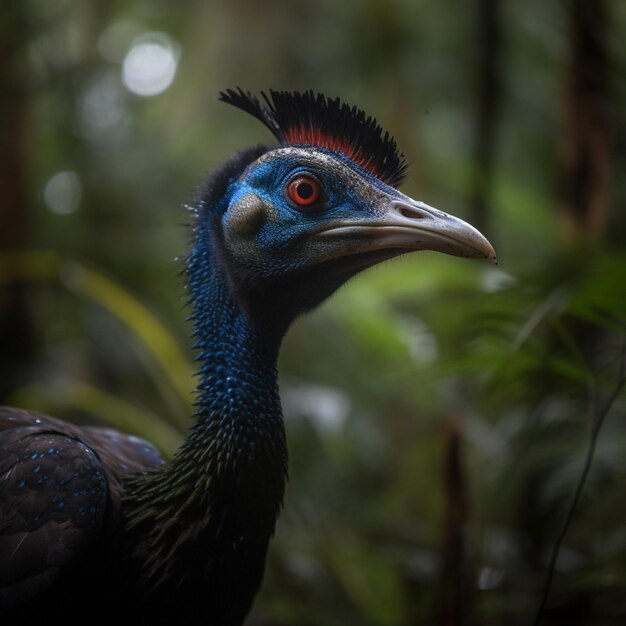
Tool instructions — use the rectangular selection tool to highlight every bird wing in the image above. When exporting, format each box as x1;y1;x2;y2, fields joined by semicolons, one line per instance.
0;408;108;608
77;425;166;524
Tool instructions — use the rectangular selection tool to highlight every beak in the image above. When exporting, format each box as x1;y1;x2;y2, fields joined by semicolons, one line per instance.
318;196;497;263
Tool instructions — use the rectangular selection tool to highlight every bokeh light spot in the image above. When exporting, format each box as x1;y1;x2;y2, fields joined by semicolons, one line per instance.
121;32;179;97
44;171;82;215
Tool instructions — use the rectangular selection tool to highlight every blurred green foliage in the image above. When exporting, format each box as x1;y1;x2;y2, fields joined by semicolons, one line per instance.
2;0;626;624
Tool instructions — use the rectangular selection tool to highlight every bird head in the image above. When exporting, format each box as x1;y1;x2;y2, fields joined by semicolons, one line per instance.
195;90;496;332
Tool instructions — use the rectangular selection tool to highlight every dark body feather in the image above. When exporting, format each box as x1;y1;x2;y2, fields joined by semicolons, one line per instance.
0;407;164;623
0;92;495;626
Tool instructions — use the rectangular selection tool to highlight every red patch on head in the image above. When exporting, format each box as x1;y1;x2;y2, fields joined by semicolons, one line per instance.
282;125;380;179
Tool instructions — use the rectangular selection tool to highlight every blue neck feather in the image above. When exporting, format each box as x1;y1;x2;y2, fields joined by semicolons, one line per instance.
123;169;287;615
183;223;287;485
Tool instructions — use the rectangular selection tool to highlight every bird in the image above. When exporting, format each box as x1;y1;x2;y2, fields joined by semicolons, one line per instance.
0;89;496;626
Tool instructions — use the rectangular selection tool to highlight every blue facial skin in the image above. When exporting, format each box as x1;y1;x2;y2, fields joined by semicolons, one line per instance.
220;147;404;275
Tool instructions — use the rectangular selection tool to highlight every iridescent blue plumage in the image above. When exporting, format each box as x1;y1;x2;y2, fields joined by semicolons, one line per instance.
0;91;495;626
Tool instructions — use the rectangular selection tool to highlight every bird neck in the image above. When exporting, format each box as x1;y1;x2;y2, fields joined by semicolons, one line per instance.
182;225;287;484
123;224;287;602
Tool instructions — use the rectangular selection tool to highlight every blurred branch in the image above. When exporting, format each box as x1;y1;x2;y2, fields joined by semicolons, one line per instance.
533;342;626;625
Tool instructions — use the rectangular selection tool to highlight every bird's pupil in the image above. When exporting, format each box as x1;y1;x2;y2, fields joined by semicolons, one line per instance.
297;182;314;199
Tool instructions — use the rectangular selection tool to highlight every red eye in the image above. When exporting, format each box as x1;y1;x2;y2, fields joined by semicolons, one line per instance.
286;175;323;208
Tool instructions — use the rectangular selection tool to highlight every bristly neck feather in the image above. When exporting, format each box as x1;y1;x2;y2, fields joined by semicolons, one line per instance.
122;148;287;623
182;216;288;488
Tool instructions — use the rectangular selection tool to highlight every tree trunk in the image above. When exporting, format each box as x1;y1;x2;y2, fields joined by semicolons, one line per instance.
439;418;471;626
469;0;502;235
558;0;611;242
0;1;34;398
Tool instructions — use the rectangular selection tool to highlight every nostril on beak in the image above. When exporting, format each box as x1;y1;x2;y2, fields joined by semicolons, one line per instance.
399;206;427;220
392;200;431;221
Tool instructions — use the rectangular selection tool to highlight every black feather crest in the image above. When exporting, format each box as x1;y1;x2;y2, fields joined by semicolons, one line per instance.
219;89;407;187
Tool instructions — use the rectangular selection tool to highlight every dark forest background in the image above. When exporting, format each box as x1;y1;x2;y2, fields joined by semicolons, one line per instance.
1;1;626;624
